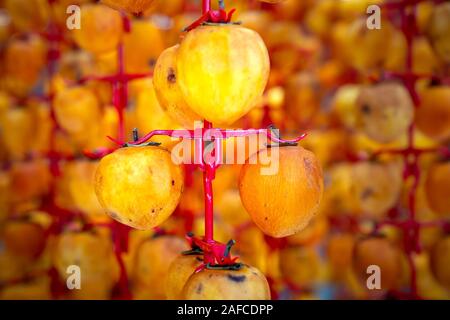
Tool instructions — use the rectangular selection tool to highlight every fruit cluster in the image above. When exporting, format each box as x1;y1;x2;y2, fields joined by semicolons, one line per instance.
0;0;448;300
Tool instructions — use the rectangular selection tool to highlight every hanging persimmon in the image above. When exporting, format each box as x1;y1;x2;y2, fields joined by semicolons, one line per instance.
182;264;270;300
94;146;184;230
176;24;270;125
73;4;123;55
239;145;323;238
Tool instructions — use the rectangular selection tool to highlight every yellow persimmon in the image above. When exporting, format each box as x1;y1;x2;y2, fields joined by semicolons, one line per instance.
176;25;270;125
94;146;184;230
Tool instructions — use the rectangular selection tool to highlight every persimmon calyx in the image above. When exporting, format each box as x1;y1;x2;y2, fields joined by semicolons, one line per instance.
205;262;243;271
122;141;161;148
184;8;237;32
266;125;299;148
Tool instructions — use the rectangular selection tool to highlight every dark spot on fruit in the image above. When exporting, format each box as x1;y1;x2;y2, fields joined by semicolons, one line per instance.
265;217;268;221
148;59;156;67
196;283;203;294
171;180;175;186
304;157;312;173
361;188;374;199
109;211;121;222
304;158;314;184
227;275;246;283
152;209;155;213
361;104;371;114
167;68;176;84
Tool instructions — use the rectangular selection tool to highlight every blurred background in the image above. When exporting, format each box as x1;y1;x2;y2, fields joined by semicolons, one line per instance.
0;0;449;300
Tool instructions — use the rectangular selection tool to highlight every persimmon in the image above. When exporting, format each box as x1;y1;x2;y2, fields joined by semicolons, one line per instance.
132;235;188;299
4;0;49;31
166;254;202;300
101;0;157;15
2;220;46;260
176;24;270;125
353;236;403;290
73;4;123;55
3;34;46;97
279;246;321;289
153;45;201;128
429;235;450;289
416;85;450;142
239;145;323;238
426;2;450;64
355;82;414;143
349;160;403;219
53;230;119;300
0;107;35;161
182;264;270;300
53;86;101;148
94;146;184;230
123;19;164;73
424;161;450;217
